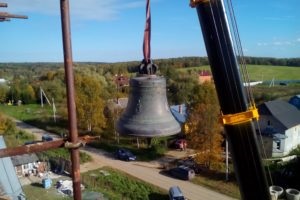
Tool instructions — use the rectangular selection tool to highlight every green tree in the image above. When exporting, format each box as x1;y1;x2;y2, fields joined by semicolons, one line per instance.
75;74;107;133
163;68;198;105
0;85;9;103
186;82;224;169
21;84;36;104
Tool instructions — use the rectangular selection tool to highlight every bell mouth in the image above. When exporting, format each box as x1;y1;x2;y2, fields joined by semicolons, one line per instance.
116;118;181;138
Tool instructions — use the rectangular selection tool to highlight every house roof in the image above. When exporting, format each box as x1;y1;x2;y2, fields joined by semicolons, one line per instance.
0;136;24;199
199;70;211;76
170;104;187;124
259;100;300;129
11;154;38;166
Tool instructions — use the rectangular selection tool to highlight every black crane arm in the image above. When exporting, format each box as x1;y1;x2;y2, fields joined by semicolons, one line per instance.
190;0;271;199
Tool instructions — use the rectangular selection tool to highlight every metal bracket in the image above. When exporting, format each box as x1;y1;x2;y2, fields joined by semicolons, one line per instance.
64;135;100;149
220;106;259;125
190;0;210;8
64;141;86;149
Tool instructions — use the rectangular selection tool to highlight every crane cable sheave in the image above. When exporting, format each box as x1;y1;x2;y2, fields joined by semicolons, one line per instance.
190;0;210;7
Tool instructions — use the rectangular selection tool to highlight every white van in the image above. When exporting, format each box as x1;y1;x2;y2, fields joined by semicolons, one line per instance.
169;186;185;200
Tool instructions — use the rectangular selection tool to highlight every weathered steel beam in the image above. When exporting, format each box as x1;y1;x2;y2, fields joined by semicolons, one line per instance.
0;12;28;19
0;3;7;7
0;136;99;158
0;17;9;21
60;0;81;199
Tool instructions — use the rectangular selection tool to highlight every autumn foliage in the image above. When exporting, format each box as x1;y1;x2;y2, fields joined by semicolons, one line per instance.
75;74;107;133
186;82;224;169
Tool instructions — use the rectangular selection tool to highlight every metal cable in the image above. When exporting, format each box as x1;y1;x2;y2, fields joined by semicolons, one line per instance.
226;0;255;107
208;0;242;112
224;0;273;185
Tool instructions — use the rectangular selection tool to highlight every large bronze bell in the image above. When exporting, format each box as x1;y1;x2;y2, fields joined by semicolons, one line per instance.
116;69;181;137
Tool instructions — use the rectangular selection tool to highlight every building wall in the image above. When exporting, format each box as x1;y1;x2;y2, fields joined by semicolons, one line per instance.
283;124;300;155
15;162;47;177
257;115;300;157
258;115;286;133
198;76;212;84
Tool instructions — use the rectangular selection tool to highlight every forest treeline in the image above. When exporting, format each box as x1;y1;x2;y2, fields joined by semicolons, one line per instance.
0;56;298;107
0;56;299;73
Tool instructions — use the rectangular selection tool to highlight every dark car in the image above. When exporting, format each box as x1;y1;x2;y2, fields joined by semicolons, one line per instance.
169;165;195;180
115;148;136;161
24;141;40;145
177;157;202;174
42;134;53;142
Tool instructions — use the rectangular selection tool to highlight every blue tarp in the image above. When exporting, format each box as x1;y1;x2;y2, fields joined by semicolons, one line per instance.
170;104;187;124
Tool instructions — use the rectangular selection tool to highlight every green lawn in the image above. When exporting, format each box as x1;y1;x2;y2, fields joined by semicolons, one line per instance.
0;104;52;121
178;65;300;81
0;104;67;135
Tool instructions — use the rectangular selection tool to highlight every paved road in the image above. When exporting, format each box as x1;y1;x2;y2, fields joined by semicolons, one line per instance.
15;120;236;200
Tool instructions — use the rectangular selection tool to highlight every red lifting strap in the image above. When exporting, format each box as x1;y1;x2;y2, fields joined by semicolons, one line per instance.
143;0;151;63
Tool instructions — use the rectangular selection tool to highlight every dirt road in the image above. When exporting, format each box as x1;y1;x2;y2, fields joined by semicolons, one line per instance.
15;120;236;200
81;147;236;200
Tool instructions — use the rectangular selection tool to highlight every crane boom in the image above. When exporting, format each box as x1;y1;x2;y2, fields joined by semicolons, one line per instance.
191;0;270;199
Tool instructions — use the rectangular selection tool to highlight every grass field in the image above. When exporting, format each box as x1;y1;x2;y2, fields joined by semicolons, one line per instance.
0;104;67;135
192;170;240;199
246;65;300;81
23;167;168;200
178;65;300;81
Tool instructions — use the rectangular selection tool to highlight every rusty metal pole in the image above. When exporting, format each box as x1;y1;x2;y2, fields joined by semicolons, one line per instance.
60;0;81;199
0;136;100;158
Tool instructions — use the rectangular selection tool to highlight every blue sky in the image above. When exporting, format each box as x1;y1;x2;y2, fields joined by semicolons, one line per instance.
1;0;299;62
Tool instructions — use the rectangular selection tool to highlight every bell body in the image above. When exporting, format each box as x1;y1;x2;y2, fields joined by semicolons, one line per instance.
116;75;181;137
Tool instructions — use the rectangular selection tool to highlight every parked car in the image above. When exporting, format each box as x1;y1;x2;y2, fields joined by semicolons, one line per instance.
170;139;187;150
177;157;202;174
115;148;136;161
169;165;195;180
42;134;53;142
169;186;185;200
24;141;40;145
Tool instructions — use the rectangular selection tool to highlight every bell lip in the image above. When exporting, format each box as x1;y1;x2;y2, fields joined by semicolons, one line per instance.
115;119;181;138
117;129;182;138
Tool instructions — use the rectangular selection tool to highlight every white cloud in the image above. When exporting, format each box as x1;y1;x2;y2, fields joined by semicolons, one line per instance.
257;42;268;46
4;0;144;21
258;40;295;47
273;41;293;46
263;16;294;21
297;38;300;42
